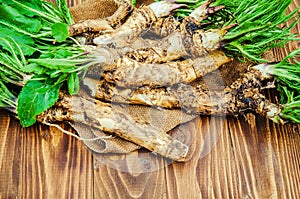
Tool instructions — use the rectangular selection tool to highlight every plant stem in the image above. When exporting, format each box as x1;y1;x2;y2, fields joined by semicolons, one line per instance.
224;23;270;40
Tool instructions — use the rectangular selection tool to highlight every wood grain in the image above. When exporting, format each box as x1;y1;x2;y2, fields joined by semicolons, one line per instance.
0;114;94;199
1;0;300;198
17;124;94;198
0;112;21;199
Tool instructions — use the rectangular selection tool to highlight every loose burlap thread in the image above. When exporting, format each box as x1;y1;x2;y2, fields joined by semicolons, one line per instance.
69;0;199;154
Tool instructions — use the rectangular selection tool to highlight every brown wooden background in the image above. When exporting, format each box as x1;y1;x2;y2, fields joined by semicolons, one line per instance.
1;1;300;198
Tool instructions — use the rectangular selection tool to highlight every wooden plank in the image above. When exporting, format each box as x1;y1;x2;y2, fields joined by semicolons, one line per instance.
164;117;238;198
0;112;21;199
16;123;94;198
227;114;300;198
93;154;169;198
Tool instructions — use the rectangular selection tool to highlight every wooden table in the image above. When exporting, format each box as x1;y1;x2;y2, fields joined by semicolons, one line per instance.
1;1;300;198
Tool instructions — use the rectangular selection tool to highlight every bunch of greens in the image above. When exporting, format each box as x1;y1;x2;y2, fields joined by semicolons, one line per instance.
222;0;300;62
0;35;95;127
157;0;300;62
272;49;300;123
0;0;96;127
0;0;73;55
280;89;300;123
272;49;300;96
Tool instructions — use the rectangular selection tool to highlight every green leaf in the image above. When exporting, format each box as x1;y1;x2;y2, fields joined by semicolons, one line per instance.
0;4;42;33
20;63;46;75
39;48;74;59
0;0;42;16
29;58;77;70
0;0;60;23
54;48;73;58
51;23;69;42
39;52;55;59
67;72;80;95
17;79;62;127
54;73;68;84
0;27;35;56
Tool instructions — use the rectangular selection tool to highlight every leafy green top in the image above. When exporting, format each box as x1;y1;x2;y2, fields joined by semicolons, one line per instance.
223;0;300;62
158;0;300;62
0;0;92;127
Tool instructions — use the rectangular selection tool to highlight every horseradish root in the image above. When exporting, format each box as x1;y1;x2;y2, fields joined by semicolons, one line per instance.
37;93;189;161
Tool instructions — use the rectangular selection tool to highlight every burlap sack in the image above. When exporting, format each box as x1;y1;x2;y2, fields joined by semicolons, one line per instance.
70;0;154;21
69;0;199;154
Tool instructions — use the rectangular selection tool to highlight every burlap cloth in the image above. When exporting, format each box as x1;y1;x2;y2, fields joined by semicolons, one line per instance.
70;0;154;21
69;0;251;156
